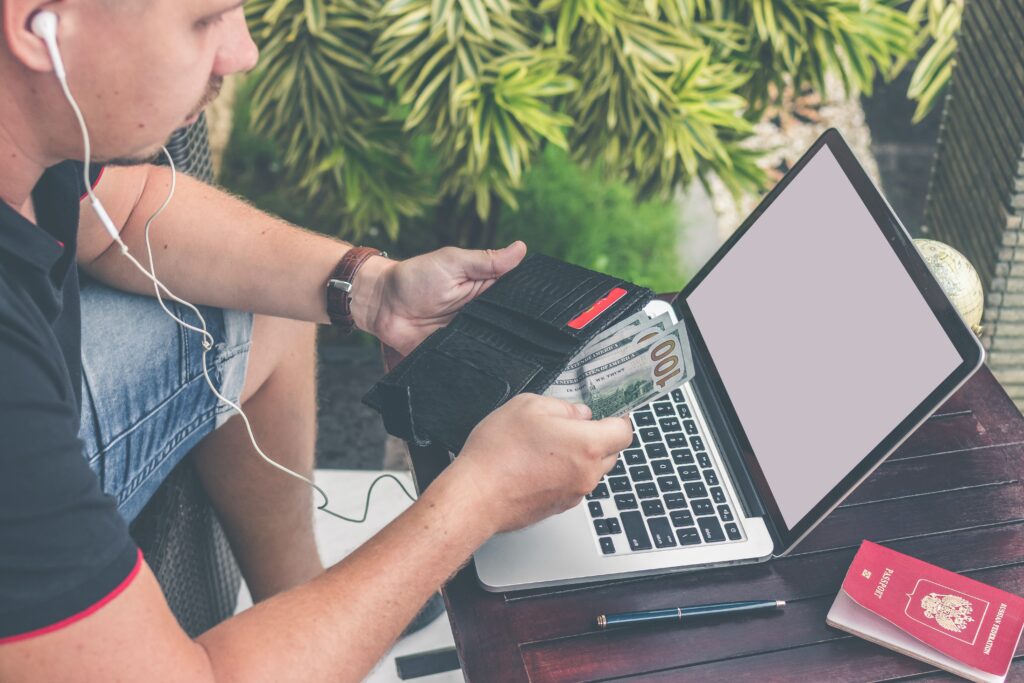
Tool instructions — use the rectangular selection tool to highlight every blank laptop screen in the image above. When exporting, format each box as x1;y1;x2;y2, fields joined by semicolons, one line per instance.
686;146;963;529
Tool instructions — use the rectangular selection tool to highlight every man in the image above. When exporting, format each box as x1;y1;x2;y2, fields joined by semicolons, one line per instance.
0;1;633;680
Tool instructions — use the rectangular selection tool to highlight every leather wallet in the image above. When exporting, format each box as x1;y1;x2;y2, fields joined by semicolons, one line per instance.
363;254;654;452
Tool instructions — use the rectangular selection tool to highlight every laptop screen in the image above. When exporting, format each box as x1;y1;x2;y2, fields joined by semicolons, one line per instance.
685;145;964;529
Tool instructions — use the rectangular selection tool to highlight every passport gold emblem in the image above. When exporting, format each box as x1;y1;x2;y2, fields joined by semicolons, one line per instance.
862;569;872;579
921;593;975;633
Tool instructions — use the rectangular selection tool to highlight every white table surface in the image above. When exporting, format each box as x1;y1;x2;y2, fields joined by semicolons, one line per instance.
235;469;462;683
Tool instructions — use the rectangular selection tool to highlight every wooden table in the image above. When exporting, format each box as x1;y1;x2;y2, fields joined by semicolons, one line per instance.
406;365;1024;682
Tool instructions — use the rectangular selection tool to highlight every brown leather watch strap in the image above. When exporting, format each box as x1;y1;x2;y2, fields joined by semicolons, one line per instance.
326;246;386;333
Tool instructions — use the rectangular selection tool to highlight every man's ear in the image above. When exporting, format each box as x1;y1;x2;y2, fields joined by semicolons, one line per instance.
3;0;64;74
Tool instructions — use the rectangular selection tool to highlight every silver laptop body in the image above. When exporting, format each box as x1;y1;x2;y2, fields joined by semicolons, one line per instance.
474;130;985;592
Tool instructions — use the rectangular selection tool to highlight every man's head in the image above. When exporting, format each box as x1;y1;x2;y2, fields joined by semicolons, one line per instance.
0;0;258;168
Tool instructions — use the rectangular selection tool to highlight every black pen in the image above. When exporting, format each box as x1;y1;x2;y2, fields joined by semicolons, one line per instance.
596;599;785;629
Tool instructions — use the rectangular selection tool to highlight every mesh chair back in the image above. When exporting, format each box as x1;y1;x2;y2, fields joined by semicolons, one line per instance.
922;0;1024;407
161;114;216;182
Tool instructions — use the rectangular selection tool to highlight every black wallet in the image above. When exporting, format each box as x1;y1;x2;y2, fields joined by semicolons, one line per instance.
363;254;654;452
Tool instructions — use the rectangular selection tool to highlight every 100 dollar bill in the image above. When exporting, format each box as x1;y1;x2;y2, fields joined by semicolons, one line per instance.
580;325;693;419
557;312;671;378
545;321;694;418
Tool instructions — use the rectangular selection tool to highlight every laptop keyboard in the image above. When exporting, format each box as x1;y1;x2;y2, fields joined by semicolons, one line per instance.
586;388;745;555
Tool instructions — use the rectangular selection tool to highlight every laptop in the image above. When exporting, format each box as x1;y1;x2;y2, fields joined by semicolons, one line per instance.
473;129;986;592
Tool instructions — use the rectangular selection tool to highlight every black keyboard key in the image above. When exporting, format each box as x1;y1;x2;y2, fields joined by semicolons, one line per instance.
659;417;682;433
614;493;638;510
676;403;692;419
629;465;653;482
642;500;665;516
691;498;714;516
635;482;659;499
588;501;604;518
600;536;616;554
710;486;726;504
609;459;626;477
665;433;688;449
639;427;661;443
644;443;668;459
648;516;677;548
697;452;712;468
587;483;610;499
684;482;708;498
609;476;631;493
671;449;694;465
683;419;699;435
671;388;685;402
607;518;622;534
677;528;702;545
677;466;700;481
652;460;673;476
654;402;674;417
698;516;726;543
690;436;705;451
663;493;687;509
670;510;694;527
624;449;646;465
657;476;681;492
703;469;719;486
629;433;640;449
594;518;609;535
621;511;653;551
718;505;734;522
725;522;742;540
633;412;656;427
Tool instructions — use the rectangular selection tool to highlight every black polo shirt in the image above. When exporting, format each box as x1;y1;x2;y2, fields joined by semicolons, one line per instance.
0;162;139;643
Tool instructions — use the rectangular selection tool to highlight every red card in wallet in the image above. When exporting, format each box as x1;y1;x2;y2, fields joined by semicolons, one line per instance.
827;541;1024;682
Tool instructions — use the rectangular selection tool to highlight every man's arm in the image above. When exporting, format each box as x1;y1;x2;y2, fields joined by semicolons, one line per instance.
0;396;632;683
77;164;528;355
0;459;491;683
77;164;373;325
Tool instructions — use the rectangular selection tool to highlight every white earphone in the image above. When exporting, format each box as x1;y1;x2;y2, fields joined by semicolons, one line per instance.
31;10;125;243
30;11;63;77
28;10;414;524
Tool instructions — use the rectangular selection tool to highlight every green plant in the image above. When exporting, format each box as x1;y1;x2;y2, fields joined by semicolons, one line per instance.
242;0;941;246
898;0;963;123
495;146;685;291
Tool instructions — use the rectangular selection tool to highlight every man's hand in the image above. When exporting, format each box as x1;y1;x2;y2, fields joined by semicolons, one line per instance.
351;241;527;355
446;394;634;534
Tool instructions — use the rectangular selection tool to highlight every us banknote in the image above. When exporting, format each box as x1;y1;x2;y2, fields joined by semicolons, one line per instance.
544;314;694;417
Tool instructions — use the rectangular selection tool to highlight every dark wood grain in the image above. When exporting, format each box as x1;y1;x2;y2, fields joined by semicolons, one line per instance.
405;365;1024;682
613;646;1024;682
518;565;1024;683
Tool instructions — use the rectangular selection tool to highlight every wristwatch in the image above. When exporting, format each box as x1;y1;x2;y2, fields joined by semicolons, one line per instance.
326;246;388;333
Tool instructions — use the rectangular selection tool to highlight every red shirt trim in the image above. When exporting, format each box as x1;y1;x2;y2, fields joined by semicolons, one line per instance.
0;548;143;645
79;166;105;202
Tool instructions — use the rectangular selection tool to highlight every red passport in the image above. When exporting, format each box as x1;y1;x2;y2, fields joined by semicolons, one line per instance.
827;541;1024;682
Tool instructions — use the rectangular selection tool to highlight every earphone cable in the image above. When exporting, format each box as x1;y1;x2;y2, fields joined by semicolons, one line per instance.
53;54;415;523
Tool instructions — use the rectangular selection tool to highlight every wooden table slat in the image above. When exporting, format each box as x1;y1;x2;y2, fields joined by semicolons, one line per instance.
839;444;1019;505
518;565;1024;683
613;642;1024;683
792;482;1023;555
